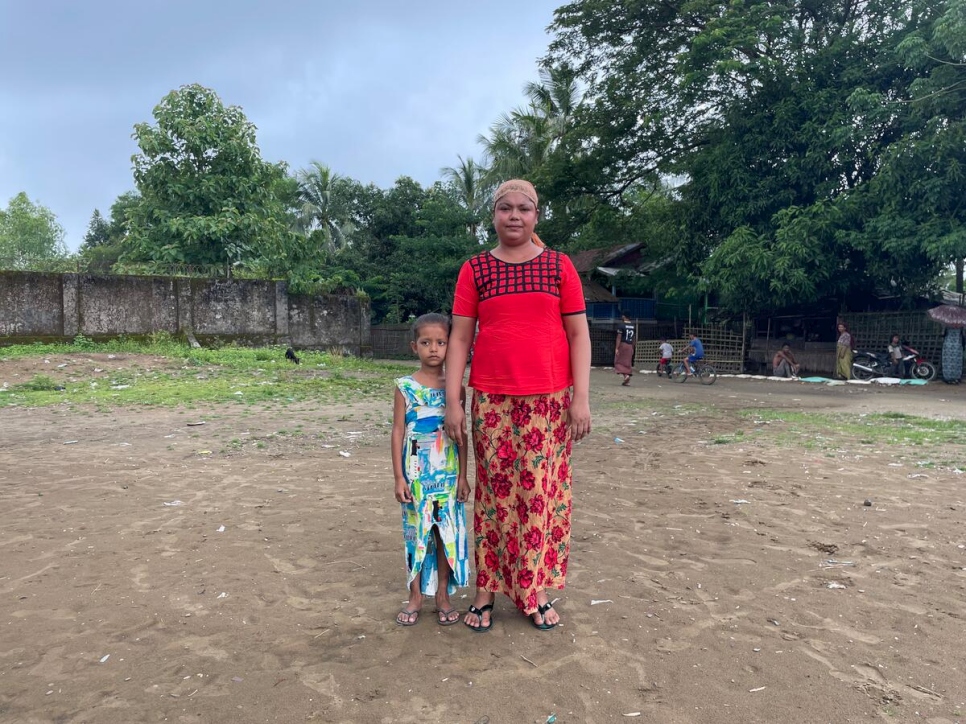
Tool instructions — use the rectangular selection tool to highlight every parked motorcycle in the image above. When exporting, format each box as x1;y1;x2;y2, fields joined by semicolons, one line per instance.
851;350;891;380
900;344;937;381
851;345;937;381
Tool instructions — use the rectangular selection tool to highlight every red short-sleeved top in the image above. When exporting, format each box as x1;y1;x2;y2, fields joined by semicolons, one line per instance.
452;248;586;395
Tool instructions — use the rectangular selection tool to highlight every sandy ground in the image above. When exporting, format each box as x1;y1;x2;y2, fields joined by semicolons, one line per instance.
2;358;966;723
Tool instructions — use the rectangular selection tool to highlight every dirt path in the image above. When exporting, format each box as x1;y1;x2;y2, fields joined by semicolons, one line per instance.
1;366;965;723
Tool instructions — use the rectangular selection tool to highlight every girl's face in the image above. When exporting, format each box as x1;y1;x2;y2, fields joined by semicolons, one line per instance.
838;324;846;332
493;192;538;247
892;336;900;344
411;324;448;369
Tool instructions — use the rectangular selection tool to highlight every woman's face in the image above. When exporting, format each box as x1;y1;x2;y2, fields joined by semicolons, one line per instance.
493;192;538;247
838;324;846;333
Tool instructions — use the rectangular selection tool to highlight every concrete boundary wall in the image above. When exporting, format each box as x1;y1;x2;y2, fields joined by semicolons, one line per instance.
0;271;371;354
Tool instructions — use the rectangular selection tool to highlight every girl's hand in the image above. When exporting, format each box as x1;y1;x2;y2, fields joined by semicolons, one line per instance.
444;404;466;448
394;478;413;503
569;397;592;442
457;476;471;503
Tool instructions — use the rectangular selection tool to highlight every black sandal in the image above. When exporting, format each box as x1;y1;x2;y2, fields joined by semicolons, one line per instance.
464;603;493;633
531;601;557;631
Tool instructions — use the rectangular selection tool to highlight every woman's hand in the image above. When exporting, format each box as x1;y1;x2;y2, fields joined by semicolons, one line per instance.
444;404;466;449
569;396;592;442
394;477;413;503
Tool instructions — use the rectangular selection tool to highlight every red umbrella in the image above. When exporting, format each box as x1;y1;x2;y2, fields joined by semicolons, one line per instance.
927;304;966;328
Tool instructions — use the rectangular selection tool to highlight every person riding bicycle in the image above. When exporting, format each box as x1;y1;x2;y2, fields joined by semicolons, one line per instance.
684;333;704;378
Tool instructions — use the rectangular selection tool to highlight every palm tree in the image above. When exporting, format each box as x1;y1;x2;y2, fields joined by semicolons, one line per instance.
523;64;580;143
295;161;348;254
477;64;582;186
441;155;490;238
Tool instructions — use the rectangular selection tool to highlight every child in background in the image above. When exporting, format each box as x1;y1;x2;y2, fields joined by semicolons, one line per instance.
657;338;673;377
391;313;470;626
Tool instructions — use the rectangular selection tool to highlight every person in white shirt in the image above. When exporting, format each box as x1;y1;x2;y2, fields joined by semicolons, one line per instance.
657;339;673;377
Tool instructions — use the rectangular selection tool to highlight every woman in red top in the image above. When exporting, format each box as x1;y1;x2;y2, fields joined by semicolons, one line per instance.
444;179;592;632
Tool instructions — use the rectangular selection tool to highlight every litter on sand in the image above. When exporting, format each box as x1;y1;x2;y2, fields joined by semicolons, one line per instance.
749;686;766;693
163;500;184;507
614;437;625;444
591;599;614;605
186;421;206;426
216;525;226;533
730;499;751;505
826;582;847;589
99;655;110;663
339;451;351;457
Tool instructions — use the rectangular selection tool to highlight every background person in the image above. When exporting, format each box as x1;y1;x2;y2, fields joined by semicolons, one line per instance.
657;338;673;377
772;343;800;378
835;322;853;379
614;312;635;386
887;334;907;378
684;333;704;377
444;179;592;633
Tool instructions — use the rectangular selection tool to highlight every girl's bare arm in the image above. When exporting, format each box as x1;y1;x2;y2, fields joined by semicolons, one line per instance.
391;388;412;503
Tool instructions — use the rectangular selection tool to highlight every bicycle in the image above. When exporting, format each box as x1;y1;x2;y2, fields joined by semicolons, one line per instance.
670;359;717;385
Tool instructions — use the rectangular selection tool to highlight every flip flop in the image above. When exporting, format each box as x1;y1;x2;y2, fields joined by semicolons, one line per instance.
531;601;557;631
435;607;461;626
464;603;493;633
395;608;420;626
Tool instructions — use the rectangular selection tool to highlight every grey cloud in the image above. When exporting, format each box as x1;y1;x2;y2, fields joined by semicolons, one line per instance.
0;0;560;249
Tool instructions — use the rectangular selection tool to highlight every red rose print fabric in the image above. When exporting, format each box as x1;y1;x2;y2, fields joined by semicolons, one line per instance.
471;388;573;615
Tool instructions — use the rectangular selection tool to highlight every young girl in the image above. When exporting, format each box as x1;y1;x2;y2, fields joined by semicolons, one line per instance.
391;313;470;626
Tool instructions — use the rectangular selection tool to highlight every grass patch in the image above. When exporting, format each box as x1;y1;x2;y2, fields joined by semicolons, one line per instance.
739;409;966;449
14;374;63;392
712;430;745;445
0;339;413;409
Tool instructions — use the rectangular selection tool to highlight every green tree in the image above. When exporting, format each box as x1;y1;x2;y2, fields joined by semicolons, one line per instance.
80;192;144;273
124;84;292;272
441;155;489;238
478;64;582;184
80;210;111;250
321;178;478;322
549;0;950;313
847;0;966;295
0;192;68;270
295;161;352;254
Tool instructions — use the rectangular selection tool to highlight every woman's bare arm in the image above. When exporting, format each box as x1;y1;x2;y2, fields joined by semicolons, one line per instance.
444;315;476;444
563;313;592;441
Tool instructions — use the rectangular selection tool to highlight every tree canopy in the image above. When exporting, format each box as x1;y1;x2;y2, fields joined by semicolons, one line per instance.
124;84;293;271
547;0;966;311
0;192;68;270
9;6;966;321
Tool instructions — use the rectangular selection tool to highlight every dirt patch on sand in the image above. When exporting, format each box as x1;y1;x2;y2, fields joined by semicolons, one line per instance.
2;362;965;722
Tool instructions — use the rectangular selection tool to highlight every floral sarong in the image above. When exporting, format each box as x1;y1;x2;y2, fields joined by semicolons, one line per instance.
471;388;572;615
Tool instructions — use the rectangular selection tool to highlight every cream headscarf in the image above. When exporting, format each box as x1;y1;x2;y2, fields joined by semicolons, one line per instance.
492;179;545;247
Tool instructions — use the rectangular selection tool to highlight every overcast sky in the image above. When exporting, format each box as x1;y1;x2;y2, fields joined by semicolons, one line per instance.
0;0;563;250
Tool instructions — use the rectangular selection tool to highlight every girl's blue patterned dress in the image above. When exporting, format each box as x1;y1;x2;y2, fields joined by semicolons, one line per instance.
396;376;469;594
